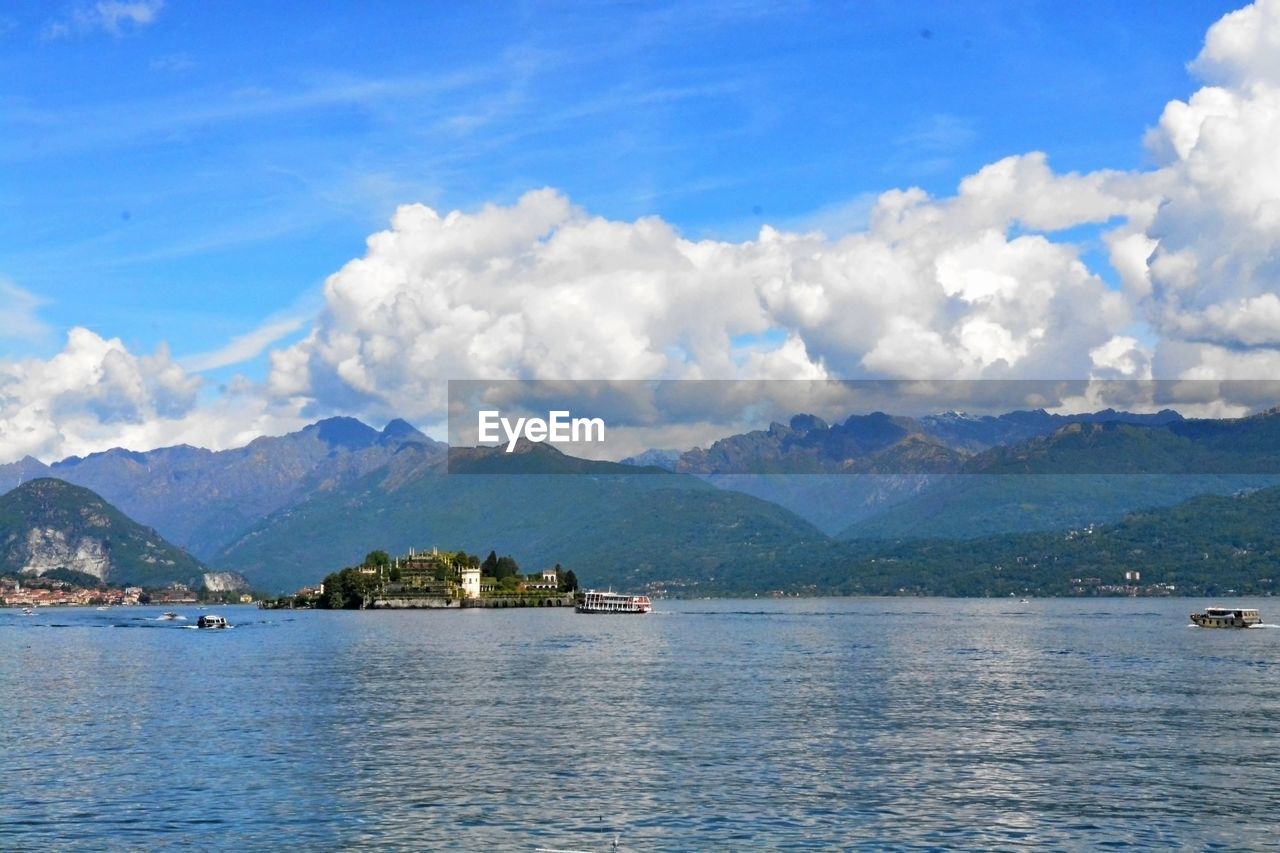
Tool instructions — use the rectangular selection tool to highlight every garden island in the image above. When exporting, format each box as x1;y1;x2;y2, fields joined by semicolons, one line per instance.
271;547;580;610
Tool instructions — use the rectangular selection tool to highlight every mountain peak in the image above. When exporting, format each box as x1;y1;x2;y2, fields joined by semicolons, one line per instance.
310;417;380;450
789;413;828;434
379;418;427;444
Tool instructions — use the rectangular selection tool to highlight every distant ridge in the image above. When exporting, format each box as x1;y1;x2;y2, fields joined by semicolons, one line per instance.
0;417;441;559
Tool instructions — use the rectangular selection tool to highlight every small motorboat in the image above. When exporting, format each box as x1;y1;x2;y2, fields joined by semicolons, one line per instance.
161;611;179;620
197;614;228;629
21;607;34;615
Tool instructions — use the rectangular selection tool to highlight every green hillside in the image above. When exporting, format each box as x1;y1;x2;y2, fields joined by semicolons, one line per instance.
822;485;1280;597
842;473;1280;540
0;478;207;587
215;444;845;594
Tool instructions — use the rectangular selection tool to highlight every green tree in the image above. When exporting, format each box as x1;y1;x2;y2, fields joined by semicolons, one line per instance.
364;549;391;568
317;567;381;609
560;569;578;593
494;555;519;580
482;550;499;575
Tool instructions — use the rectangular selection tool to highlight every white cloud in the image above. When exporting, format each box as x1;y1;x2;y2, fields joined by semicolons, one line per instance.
43;0;163;40
0;327;307;463
266;0;1280;421
181;315;308;373
0;280;52;349
266;156;1139;423
1134;0;1280;376
1089;336;1154;380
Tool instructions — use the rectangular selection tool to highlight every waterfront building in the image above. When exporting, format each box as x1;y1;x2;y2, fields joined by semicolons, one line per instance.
460;566;480;599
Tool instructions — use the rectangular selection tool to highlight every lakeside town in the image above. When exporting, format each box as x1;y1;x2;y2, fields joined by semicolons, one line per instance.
0;576;254;608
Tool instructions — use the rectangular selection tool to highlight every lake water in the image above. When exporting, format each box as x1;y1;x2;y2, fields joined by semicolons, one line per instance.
3;598;1279;849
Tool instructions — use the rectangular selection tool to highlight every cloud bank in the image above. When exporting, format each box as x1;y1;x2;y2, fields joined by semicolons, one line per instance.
5;0;1280;462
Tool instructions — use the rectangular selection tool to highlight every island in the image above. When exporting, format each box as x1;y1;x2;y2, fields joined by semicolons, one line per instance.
269;548;581;610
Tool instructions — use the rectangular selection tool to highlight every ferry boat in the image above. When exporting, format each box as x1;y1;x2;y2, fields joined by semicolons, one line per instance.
197;614;229;629
575;590;652;614
1190;607;1262;628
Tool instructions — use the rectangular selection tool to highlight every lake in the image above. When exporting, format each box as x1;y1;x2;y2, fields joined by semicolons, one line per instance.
3;598;1279;849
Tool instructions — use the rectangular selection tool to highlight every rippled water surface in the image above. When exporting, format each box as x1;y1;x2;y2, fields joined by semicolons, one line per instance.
4;598;1280;849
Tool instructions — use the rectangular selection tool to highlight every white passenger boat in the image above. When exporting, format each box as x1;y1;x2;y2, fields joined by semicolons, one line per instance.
1190;607;1261;628
575;590;652;614
197;614;229;629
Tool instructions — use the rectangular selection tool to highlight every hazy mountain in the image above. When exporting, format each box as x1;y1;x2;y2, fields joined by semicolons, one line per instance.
25;417;442;559
841;410;1280;540
0;478;207;587
0;456;55;491
669;409;1185;477
215;441;842;594
964;412;1280;474
618;448;681;470
637;408;1188;534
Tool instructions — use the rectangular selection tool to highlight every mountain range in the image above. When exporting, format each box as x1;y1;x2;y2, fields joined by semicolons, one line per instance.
4;406;1280;595
633;408;1280;539
1;417;441;559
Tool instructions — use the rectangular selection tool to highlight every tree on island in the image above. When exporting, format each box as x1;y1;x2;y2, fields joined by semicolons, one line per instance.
318;567;381;609
364;550;391;568
559;568;578;593
494;555;520;580
482;550;499;575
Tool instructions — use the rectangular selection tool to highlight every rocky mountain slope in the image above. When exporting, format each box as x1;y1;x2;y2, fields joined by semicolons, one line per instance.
0;479;208;587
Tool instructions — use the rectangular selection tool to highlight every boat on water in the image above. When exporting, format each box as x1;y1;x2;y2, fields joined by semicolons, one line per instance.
21;607;34;615
197;614;228;629
575;590;652;614
1190;607;1262;628
161;612;179;620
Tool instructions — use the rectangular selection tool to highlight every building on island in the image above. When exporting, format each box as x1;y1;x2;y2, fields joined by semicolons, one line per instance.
460;565;480;599
363;547;572;608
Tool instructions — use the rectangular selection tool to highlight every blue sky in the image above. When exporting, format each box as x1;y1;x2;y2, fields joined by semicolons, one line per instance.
3;0;1278;462
1;1;1239;368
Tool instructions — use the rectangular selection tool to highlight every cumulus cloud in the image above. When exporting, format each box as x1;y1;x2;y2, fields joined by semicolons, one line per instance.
267;0;1280;425
264;0;1269;404
268;154;1149;423
0;327;307;463
1131;0;1280;375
